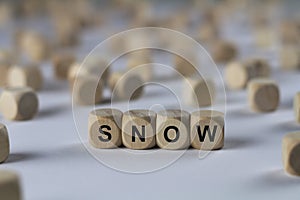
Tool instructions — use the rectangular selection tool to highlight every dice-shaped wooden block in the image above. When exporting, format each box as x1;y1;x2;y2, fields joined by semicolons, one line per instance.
280;45;300;70
247;78;279;112
294;92;300;123
89;109;122;149
0;170;22;200
225;58;270;90
72;75;103;105
20;30;49;62
282;132;300;176
0;123;9;163
7;65;43;91
156;110;190;150
122;110;156;150
212;40;237;63
173;55;197;77
0;87;39;121
183;77;215;107
0;63;10;87
0;50;11;87
190;110;224;150
52;53;75;79
108;72;144;101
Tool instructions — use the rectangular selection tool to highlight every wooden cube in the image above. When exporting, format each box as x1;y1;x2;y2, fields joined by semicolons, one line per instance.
20;31;49;62
52;53;75;79
183;77;215;107
212;40;237;63
0;87;38;121
282;132;300;176
197;22;219;44
53;13;80;47
108;72;144;101
156;110;190;150
247;78;279;112
0;123;9;163
225;58;270;90
190;110;224;150
68;61;110;87
280;45;299;70
294;92;300;123
122;110;156;149
280;21;300;45
254;27;275;48
174;55;198;77
72;75;103;105
89;109;122;149
84;57;110;85
7;65;43;91
0;170;21;200
0;63;10;87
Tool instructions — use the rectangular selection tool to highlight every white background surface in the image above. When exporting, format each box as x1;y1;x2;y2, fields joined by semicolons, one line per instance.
1;2;300;199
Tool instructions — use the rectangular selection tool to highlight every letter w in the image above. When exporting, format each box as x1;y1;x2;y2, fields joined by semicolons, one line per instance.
196;125;218;142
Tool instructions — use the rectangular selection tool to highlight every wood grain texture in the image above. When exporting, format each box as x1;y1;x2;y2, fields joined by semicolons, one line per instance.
0;87;39;121
89;108;122;149
0;123;9;163
0;63;10;87
156;110;190;150
282;132;300;176
0;170;22;200
190;110;224;150
7;65;43;91
122;110;156;150
248;78;279;112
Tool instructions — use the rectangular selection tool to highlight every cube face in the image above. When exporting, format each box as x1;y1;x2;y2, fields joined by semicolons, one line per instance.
156;110;190;150
294;92;300;123
53;54;75;79
282;132;300;176
8;66;43;91
89;109;122;149
0;64;9;86
0;124;9;163
0;170;21;200
0;87;38;121
248;79;279;112
122;110;156;150
280;46;300;70
225;59;270;90
225;61;248;90
190;110;224;150
212;41;237;63
183;78;215;107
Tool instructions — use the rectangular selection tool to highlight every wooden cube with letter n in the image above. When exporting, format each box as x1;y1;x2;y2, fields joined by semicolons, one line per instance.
88;109;123;149
190;110;224;150
122;110;156;150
